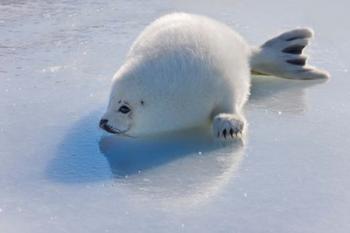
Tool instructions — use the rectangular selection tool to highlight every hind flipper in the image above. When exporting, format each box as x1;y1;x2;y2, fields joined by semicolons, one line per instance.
251;28;330;80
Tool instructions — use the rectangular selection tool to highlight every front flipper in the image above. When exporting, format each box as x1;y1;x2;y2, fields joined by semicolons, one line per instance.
212;113;245;140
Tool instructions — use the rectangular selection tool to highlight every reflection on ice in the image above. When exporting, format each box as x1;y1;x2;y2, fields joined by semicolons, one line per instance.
100;130;244;206
47;111;244;206
250;75;327;114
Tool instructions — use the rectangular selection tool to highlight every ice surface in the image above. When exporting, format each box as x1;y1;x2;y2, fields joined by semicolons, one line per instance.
1;0;350;233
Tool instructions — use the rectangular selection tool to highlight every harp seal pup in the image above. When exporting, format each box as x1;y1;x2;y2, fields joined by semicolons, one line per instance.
100;13;329;140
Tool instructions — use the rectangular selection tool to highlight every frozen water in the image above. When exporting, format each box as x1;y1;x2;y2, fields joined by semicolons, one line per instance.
1;0;350;232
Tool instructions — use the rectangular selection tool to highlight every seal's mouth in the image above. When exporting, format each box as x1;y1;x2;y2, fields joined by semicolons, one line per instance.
99;119;122;134
102;124;121;134
99;119;134;137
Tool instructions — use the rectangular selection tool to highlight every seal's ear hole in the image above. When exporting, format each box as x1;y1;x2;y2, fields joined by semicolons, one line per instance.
140;100;145;106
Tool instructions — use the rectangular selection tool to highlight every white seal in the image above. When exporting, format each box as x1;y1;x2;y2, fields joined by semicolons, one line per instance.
100;13;329;139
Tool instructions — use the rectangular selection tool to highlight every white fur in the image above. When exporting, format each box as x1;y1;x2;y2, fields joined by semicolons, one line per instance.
101;13;329;139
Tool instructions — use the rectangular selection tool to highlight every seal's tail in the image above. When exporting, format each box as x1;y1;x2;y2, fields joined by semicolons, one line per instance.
250;28;330;80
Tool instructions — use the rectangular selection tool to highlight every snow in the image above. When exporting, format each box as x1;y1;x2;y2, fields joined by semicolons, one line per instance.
1;0;350;232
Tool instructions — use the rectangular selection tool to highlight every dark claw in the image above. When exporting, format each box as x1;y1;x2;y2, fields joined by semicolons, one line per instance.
223;129;227;138
229;128;234;137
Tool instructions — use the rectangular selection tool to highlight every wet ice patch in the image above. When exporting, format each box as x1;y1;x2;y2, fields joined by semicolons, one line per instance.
41;65;64;73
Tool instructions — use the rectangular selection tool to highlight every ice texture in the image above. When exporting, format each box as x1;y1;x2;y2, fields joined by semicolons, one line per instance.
1;1;349;233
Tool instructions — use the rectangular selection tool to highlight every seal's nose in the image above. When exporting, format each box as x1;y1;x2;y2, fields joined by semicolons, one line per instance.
99;119;108;129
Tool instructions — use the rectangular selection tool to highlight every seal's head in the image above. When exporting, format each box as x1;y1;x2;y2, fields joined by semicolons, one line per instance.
99;61;163;137
99;47;207;137
99;73;147;137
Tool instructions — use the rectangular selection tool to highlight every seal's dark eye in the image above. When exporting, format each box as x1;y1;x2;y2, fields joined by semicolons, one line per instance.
118;105;131;114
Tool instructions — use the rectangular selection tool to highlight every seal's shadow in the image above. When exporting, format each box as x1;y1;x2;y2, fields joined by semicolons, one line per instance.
46;111;110;183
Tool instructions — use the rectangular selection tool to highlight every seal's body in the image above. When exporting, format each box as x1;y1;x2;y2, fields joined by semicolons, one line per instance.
100;13;329;139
